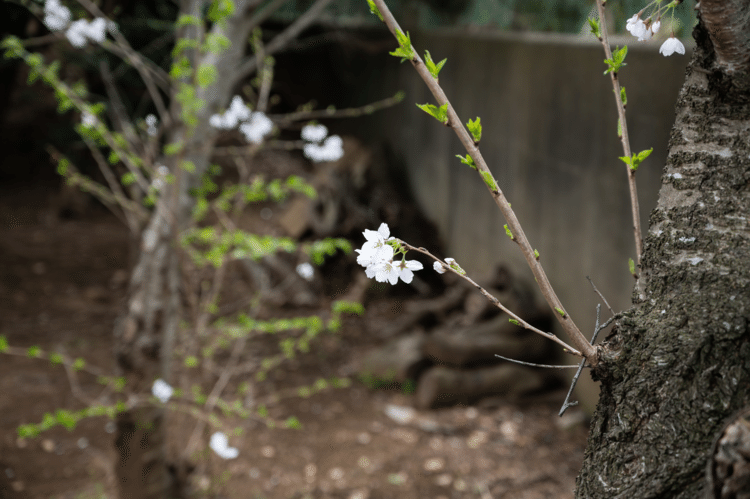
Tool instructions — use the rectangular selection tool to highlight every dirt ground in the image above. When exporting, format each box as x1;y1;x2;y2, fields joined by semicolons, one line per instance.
0;188;589;499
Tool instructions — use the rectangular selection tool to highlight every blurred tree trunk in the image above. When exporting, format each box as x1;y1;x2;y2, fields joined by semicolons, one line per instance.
576;3;750;498
112;1;255;495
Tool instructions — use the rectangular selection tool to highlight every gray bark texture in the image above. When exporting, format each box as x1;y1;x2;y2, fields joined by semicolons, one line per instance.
576;8;750;499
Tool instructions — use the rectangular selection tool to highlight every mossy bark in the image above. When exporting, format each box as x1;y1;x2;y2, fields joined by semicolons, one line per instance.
576;15;750;499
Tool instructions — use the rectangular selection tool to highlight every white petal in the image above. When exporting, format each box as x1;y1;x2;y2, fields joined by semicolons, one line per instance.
404;260;423;271
399;268;414;283
433;261;445;274
377;223;390;239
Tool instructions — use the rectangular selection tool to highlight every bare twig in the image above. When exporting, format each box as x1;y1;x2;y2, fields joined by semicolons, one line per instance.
494;354;581;369
372;0;597;365
586;276;615;316
398;241;583;357
558;304;621;416
232;0;335;84
593;0;643;264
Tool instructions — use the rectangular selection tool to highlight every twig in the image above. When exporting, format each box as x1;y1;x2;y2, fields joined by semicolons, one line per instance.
494;354;582;369
398;241;582;358
593;0;643;264
586;276;615;316
232;0;335;84
559;304;609;416
268;92;405;124
372;0;597;365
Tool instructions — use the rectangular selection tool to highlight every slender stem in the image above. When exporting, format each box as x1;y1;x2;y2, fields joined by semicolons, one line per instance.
399;242;582;357
594;0;643;265
372;0;597;364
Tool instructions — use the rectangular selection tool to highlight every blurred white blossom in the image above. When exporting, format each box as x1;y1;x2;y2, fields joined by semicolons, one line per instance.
151;379;173;403
145;114;158;136
81;111;97;127
44;0;71;31
301;124;328;143
303;135;344;163
239;112;274;144
209;432;239;460
296;262;315;281
209;95;252;129
65;18;107;47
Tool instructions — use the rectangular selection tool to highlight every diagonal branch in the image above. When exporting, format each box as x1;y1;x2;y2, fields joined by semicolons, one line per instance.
371;0;598;365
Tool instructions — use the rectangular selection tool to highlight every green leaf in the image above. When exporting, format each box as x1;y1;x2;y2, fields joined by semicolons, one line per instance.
73;358;85;371
208;0;235;22
509;318;521;326
202;33;231;54
534;249;540;260
504;224;514;240
555;307;566;317
0;335;8;353
164;142;183;156
416;102;448;124
480;171;497;192
467;117;482;143
196;64;218;88
456;154;476;170
366;0;384;21
629;258;636;276
620;86;627;107
423;50;447;80
588;18;601;39
604;46;628;75
176;14;201;28
389;29;415;63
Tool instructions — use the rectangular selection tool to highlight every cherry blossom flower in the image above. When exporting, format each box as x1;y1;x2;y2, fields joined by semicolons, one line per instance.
626;15;648;40
394;259;423;284
659;36;685;57
145;114;158;136
355;223;393;268
433;261;445;274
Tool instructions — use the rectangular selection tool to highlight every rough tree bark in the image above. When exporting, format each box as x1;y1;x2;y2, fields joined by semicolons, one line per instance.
576;4;750;498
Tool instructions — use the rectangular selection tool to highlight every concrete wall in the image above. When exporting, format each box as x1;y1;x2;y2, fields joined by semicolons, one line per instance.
342;29;690;409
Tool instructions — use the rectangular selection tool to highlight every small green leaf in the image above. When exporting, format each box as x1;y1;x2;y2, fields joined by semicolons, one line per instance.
416;102;448;124
620;86;627;107
504;224;514;240
467;117;482;143
534;249;540;260
456;154;476;170
176;14;201;28
284;416;302;429
480;171;497;192
389;29;415;63
423;50;447;80
604;45;628;75
588;18;601;39
73;358;85;371
555;307;566;317
27;346;41;358
366;0;383;21
509;318;521;326
629;258;636;276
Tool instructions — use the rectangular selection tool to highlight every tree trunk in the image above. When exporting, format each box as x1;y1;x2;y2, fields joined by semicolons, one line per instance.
576;9;750;499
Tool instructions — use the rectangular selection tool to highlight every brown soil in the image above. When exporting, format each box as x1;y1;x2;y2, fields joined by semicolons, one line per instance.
0;192;589;499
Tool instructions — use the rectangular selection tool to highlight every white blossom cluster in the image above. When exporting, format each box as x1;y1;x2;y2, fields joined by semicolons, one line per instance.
209;95;274;144
301;123;344;163
43;0;111;48
151;378;174;403
355;223;423;285
626;13;685;57
145;114;158;137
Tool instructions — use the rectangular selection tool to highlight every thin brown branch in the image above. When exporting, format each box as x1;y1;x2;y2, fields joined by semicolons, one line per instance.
399;241;583;357
232;0;335;84
372;0;597;364
593;0;643;265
